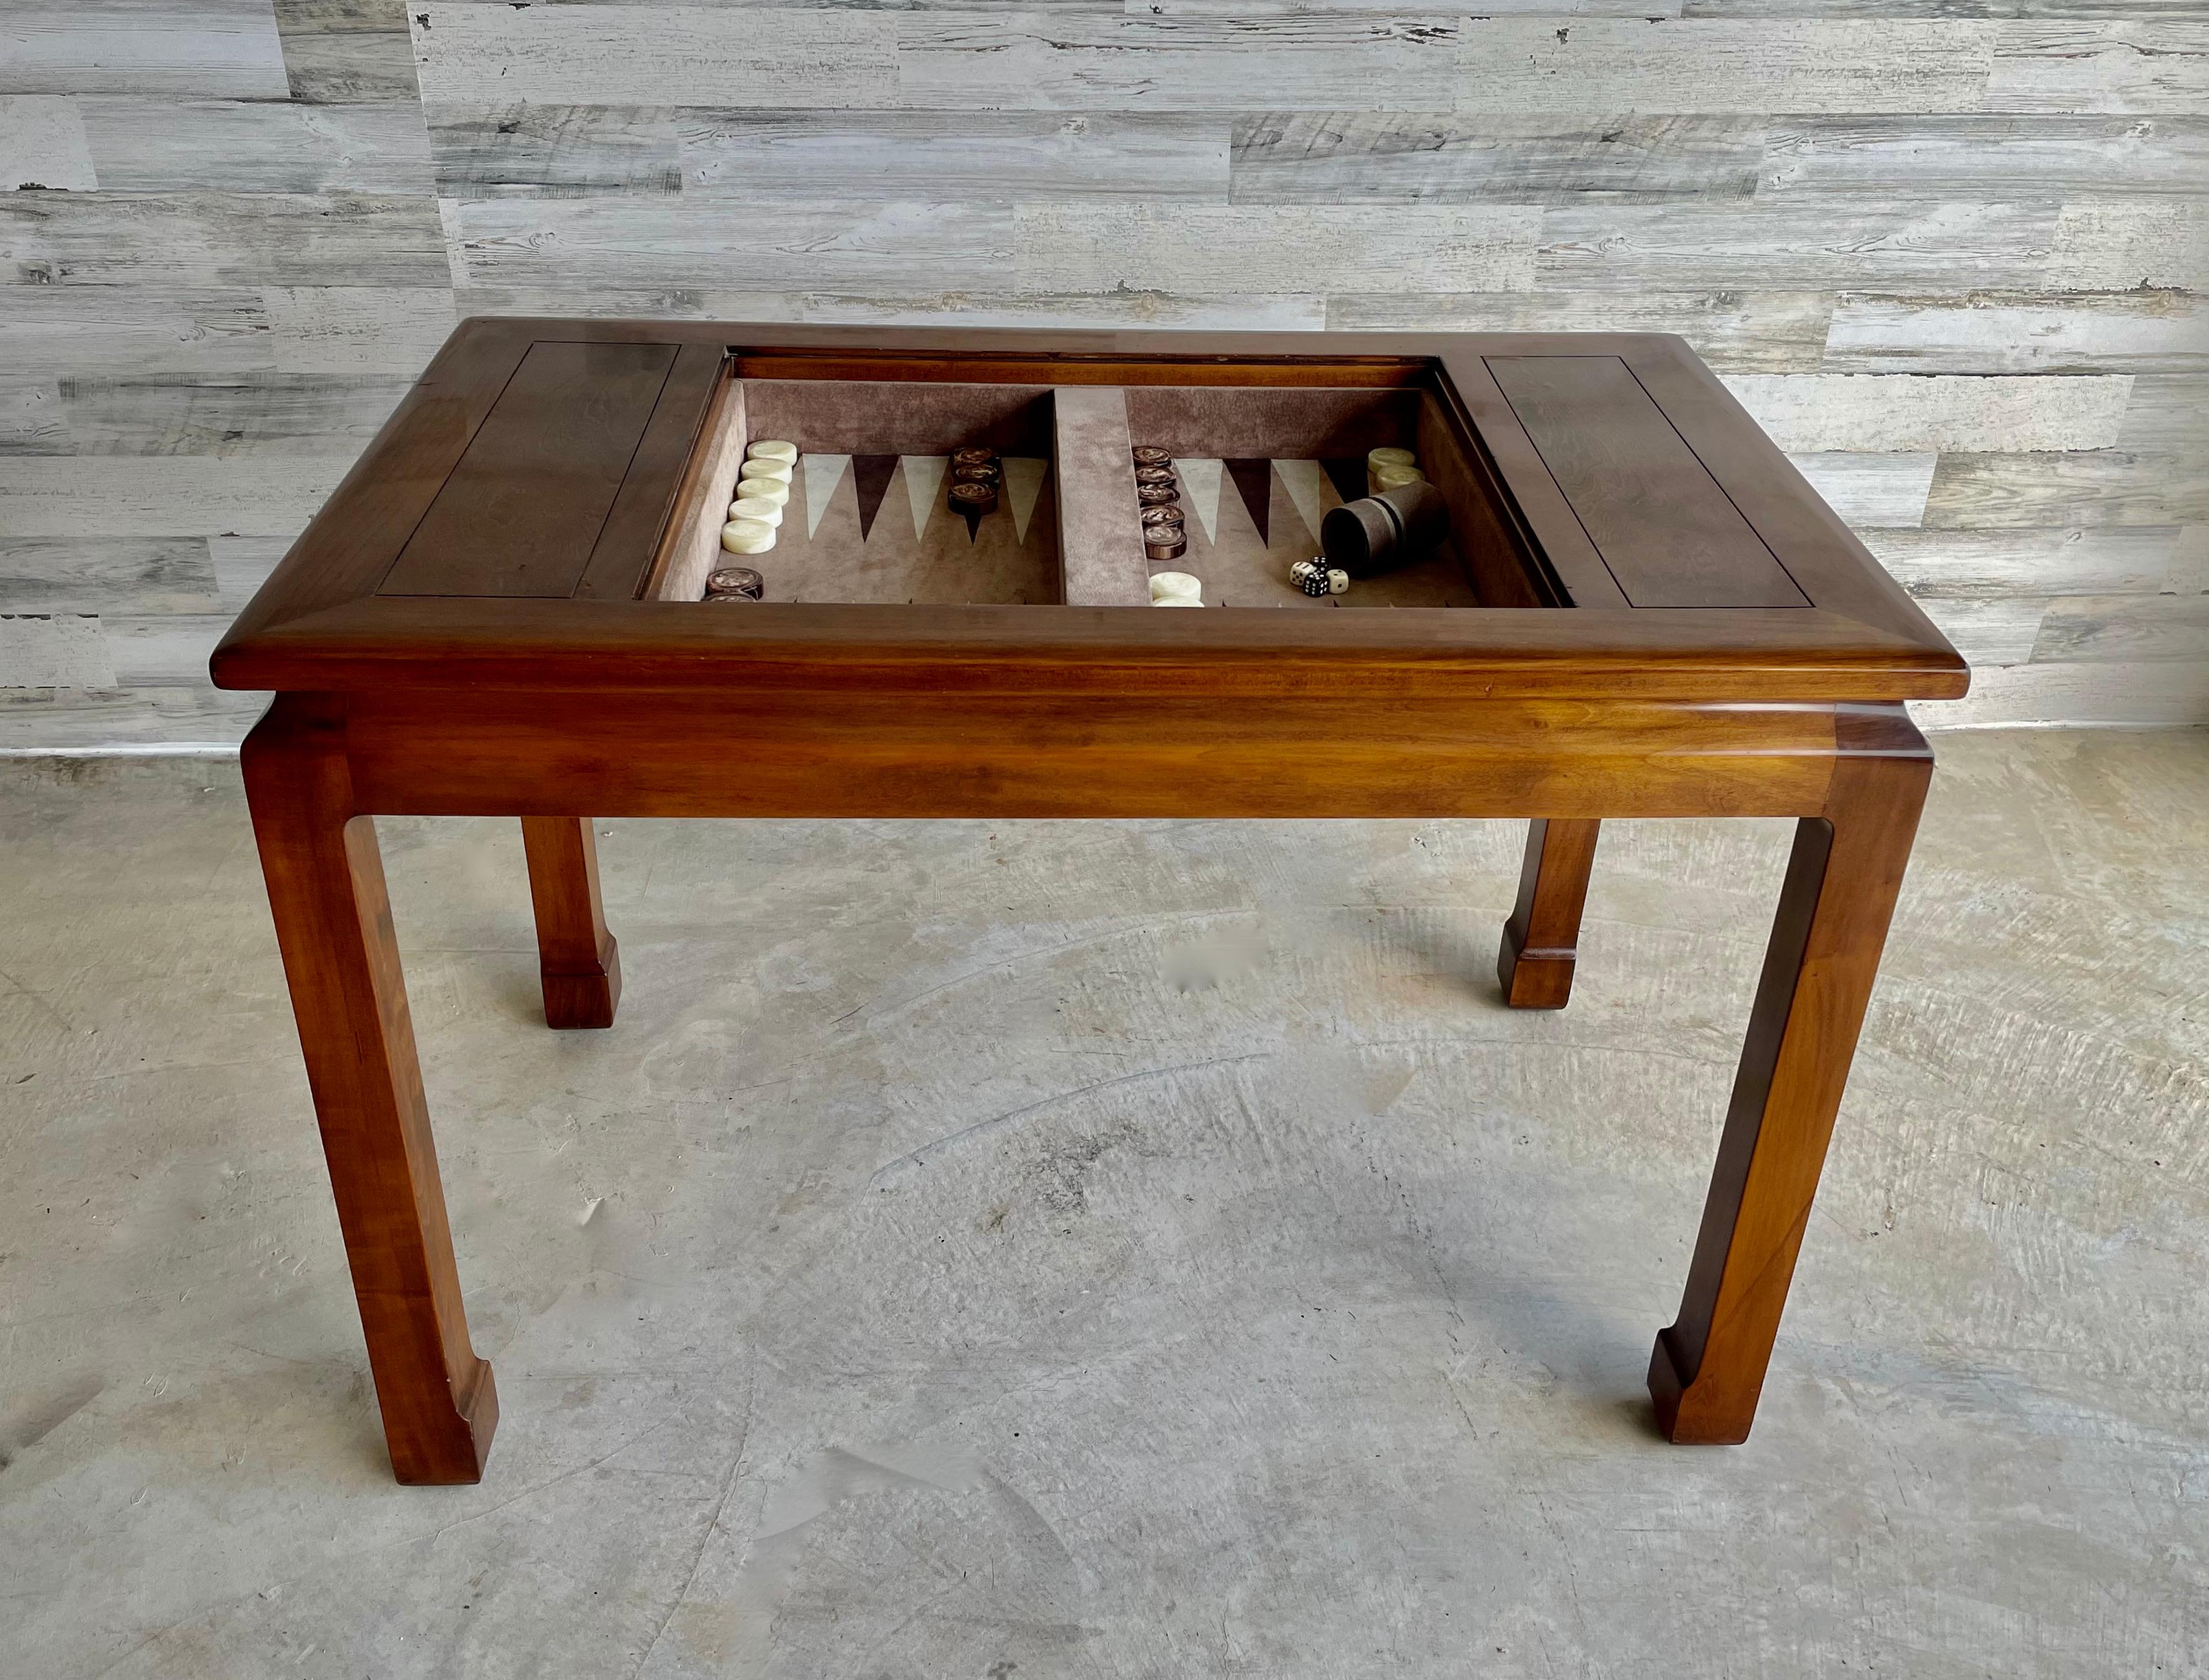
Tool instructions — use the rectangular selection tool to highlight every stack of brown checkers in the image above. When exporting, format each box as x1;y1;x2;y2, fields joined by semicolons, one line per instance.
704;566;764;602
949;445;1000;514
1134;448;1185;560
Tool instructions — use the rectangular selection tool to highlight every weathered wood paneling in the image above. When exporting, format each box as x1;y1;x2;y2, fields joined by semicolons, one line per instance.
1724;372;2134;452
0;684;273;748
1;96;96;191
456;284;1331;331
898;15;1467;112
1455;20;1998;114
275;0;419;104
1861;527;2188;600
2033;592;2209;664
1538;200;2062;290
1927;452;2209;529
681;112;1230;202
1015;204;1538;293
1328;289;1833;372
1762;116;2209;200
36;374;411;457
77;97;433;194
0;458;345;538
1145;0;1686;14
1788;452;1938;528
1922;660;2209;730
1916;595;2052;667
262;284;458;374
0;2;289;98
411;5;898;109
209;536;290;610
1230;114;1763;202
0;193;449;287
1824;293;2209;375
2047;202;2209;291
426;104;681;198
0;380;67;453
0;288;273;377
0;613;115;688
5;0;2204;736
102;614;236;689
446;196;1015;290
1987;23;2209;115
0;539;220;616
2113;373;2209;454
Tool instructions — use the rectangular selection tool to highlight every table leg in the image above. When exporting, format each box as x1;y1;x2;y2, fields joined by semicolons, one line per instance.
1649;749;1930;1443
1497;818;1600;1009
242;700;498;1484
520;817;622;1030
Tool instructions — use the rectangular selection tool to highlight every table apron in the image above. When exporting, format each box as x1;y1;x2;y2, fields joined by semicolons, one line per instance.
322;692;1925;821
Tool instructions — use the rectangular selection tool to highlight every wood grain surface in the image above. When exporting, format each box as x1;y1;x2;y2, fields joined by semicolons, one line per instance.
3;1;2203;736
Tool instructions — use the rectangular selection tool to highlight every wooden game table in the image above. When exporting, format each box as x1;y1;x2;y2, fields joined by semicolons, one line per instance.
213;321;1967;1484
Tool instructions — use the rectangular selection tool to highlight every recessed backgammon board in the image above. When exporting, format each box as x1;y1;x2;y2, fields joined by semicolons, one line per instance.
213;322;1966;1486
639;361;1505;613
722;446;1477;609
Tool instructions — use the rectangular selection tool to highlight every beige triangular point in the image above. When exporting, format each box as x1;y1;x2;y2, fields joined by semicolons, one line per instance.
902;456;947;541
1276;459;1329;544
803;453;850;540
1177;457;1223;543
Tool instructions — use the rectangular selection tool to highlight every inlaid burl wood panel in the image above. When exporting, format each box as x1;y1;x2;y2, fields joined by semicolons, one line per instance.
3;2;2205;739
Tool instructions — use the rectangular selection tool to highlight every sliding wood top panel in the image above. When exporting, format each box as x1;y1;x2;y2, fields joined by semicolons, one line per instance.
213;319;1965;704
379;340;680;599
1484;355;1809;611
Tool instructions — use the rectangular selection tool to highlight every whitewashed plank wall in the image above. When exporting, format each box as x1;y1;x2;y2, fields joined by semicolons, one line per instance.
2;0;2204;745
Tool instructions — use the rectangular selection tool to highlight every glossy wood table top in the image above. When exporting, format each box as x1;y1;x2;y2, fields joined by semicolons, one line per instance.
212;319;1966;709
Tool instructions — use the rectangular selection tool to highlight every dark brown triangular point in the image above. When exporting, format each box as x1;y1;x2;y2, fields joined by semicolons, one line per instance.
1322;457;1366;505
960;505;983;542
853;453;898;541
1225;457;1273;548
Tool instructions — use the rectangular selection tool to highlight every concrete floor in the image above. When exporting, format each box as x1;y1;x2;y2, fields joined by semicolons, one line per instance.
1;729;2205;1678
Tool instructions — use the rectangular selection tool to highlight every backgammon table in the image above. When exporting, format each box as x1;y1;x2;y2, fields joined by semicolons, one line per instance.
212;320;1968;1484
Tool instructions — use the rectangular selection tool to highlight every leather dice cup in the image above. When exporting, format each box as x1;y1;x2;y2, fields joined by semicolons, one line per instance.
1322;481;1450;581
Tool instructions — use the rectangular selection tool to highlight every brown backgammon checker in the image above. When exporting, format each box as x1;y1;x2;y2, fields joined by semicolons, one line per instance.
1132;445;1172;467
704;566;764;600
951;446;997;470
1137;482;1179;509
949;461;1001;524
1134;465;1176;487
947;478;999;516
1140;504;1183;529
1145;531;1188;562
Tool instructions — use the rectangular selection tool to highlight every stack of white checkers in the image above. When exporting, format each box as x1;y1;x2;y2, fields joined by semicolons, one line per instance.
1366;445;1424;496
723;439;798;555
